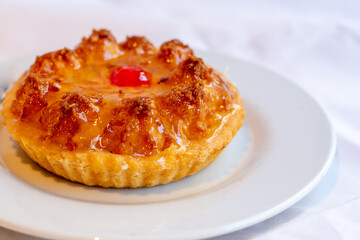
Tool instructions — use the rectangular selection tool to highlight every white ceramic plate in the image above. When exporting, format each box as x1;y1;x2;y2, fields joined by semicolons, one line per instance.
0;51;336;240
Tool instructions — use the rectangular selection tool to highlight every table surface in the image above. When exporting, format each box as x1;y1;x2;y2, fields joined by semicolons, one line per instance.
0;0;359;239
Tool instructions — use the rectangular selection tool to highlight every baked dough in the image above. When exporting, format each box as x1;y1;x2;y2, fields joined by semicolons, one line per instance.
2;29;245;188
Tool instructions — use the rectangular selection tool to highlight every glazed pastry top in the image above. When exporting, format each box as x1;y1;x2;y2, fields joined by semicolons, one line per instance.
8;29;239;156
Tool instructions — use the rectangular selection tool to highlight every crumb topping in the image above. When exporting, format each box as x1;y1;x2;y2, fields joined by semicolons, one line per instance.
158;39;194;65
120;36;156;55
39;93;102;150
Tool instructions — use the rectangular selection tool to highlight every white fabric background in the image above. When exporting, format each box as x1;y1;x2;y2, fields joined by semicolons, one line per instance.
0;0;359;239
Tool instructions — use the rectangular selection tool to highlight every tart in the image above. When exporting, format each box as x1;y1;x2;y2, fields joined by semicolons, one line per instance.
2;29;245;188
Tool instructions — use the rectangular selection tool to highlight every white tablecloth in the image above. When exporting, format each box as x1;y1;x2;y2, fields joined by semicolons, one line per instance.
0;0;359;239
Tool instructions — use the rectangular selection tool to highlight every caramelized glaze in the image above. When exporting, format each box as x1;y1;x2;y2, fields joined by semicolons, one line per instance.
9;29;238;156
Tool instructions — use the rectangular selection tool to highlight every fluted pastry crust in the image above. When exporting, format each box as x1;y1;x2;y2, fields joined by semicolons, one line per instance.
2;29;245;188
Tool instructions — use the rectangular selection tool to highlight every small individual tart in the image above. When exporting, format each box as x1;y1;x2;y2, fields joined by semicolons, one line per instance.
2;29;245;188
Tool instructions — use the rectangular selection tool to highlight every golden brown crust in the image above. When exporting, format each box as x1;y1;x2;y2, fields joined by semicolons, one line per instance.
2;29;245;188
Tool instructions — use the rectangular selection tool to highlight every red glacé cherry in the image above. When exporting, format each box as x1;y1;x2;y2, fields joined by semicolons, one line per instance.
110;66;151;87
